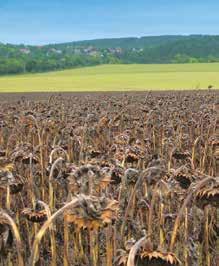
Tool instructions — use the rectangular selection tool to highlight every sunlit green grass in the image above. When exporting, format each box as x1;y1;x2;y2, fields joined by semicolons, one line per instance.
0;63;219;92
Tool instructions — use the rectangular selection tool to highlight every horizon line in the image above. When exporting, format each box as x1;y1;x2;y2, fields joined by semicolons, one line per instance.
1;33;219;46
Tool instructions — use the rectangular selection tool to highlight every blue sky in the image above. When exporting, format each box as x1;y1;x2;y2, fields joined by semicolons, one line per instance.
1;0;219;44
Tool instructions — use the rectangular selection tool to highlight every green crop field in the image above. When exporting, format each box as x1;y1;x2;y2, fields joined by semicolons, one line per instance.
0;63;219;92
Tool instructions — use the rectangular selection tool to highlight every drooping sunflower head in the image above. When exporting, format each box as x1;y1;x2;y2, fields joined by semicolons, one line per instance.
195;177;219;209
65;194;119;230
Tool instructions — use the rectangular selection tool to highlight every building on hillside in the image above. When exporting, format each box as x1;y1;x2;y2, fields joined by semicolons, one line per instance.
20;48;30;54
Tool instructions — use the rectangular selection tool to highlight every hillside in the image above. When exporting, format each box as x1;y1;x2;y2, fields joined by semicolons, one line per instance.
1;35;219;75
51;35;186;49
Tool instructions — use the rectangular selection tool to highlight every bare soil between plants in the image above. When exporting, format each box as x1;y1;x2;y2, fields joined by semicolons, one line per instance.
0;89;218;102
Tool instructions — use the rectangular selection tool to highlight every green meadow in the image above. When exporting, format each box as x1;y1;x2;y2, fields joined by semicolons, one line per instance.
0;63;219;92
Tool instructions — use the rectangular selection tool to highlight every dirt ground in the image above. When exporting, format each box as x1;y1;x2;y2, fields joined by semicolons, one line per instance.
0;89;218;102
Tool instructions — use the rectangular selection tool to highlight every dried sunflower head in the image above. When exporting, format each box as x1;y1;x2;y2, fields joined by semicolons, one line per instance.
125;146;144;164
195;177;219;209
114;133;130;146
210;136;219;160
143;165;166;185
138;250;181;266
0;150;6;158
21;155;39;165
65;194;119;230
22;202;47;223
0;163;16;188
0;171;15;188
127;238;181;266
10;182;24;194
172;149;190;160
86;145;102;159
9;175;25;194
11;143;39;165
0;163;25;194
110;165;124;185
173;165;195;189
124;168;139;185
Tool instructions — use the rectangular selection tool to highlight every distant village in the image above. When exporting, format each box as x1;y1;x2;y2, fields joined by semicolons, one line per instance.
19;45;144;57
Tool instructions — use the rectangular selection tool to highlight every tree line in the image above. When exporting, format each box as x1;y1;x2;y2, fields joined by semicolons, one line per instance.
1;35;219;75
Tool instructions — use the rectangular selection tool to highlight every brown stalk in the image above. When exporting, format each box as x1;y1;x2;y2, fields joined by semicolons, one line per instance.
127;236;146;266
49;157;64;210
184;207;188;266
38;200;57;266
0;210;24;266
120;173;143;237
170;176;214;251
30;197;80;266
27;115;45;200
